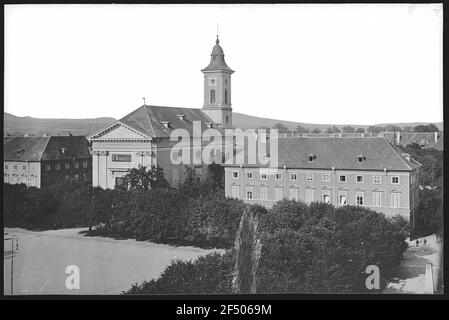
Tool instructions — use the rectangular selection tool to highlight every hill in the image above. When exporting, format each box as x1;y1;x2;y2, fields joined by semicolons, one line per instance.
4;113;116;137
232;112;443;131
3;112;442;137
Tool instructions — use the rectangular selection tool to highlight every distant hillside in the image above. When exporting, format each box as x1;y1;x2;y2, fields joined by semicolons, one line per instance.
232;112;443;131
3;111;442;137
4;113;116;137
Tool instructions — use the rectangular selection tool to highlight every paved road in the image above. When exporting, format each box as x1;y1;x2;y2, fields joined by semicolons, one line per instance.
4;228;223;295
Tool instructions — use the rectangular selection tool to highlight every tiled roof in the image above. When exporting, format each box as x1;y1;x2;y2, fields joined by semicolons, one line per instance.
226;137;421;171
4;136;91;162
119;105;217;138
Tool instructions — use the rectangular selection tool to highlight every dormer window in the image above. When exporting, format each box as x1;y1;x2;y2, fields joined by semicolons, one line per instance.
308;153;316;162
161;121;170;129
205;122;213;129
61;147;67;154
177;114;185;121
402;153;411;161
17;148;25;156
357;154;366;163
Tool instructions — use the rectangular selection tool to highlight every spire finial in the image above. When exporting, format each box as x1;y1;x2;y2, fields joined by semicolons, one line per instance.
143;97;146;106
216;23;219;44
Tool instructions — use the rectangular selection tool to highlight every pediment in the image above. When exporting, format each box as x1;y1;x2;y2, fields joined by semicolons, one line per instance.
88;122;150;140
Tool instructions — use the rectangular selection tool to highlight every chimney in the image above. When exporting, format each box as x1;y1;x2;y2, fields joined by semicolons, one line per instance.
396;132;401;144
68;131;72;136
435;131;438;143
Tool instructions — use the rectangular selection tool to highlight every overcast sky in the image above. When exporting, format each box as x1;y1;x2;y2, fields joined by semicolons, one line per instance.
4;4;443;125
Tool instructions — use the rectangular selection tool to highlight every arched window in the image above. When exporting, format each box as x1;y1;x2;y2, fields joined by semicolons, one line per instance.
224;89;228;104
210;89;216;104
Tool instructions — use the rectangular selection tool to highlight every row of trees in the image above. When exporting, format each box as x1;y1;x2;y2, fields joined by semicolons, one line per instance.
270;123;440;134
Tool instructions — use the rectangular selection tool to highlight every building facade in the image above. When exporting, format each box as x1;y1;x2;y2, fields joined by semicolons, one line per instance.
4;136;92;188
224;137;421;221
87;37;234;189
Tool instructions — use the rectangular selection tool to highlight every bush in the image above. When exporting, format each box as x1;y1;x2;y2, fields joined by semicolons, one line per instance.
124;252;234;295
184;193;246;248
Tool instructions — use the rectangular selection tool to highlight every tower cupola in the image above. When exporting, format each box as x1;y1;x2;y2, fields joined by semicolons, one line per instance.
201;36;234;129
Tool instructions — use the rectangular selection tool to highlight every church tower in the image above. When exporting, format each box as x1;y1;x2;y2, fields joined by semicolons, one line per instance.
201;36;234;129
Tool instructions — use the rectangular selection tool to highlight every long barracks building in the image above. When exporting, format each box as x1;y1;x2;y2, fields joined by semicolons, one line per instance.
224;136;421;221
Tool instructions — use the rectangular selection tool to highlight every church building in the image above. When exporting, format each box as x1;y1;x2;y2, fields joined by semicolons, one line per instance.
87;37;234;189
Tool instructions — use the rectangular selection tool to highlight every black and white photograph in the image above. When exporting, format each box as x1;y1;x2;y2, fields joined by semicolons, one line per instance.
3;3;444;300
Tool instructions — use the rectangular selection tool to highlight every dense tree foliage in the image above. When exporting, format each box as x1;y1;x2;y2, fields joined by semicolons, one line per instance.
325;126;341;134
272;122;289;132
123;165;170;190
295;125;309;133
413;124;439;132
126;200;409;294
341;125;355;133
399;143;443;238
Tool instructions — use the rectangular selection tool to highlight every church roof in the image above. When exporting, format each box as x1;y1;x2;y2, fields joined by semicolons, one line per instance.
119;105;218;138
201;37;234;74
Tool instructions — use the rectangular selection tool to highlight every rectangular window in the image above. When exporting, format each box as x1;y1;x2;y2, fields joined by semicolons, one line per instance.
373;176;381;184
232;171;239;179
275;173;282;180
290;188;298;200
275;187;283;201
83;161;88;168
246;172;253;179
23;166;26;170
305;189;314;203
339;175;346;182
111;154;132;162
322;174;330;182
356;175;364;183
65;163;70;169
306;173;313;181
231;185;240;198
373;191;382;207
14;165;17;170
322;190;331;204
391;193;400;208
246;187;253;200
5;165;8;169
391;176;399;184
55;163;60;170
74;162;79;169
339;191;348;205
356;192;364;206
290;173;297;181
261;172;267;180
45;164;51;171
260;187;268;200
